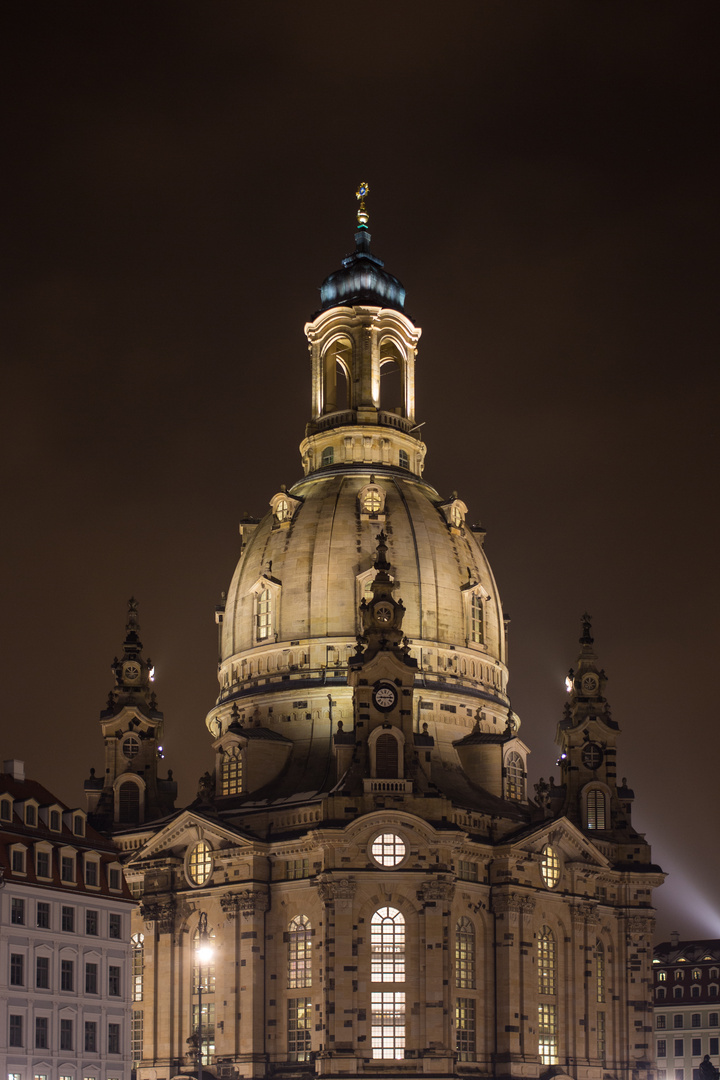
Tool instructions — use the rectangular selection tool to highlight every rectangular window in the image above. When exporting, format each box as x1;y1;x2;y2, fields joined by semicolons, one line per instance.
538;1003;559;1066
692;1014;701;1028
84;1021;98;1053
131;1010;144;1064
109;913;122;939
10;953;25;986
675;1015;685;1029
710;1014;719;1027
37;901;50;928
456;998;476;1060
109;868;121;890
692;1039;701;1056
371;991;405;1060
85;963;98;994
86;909;98;935
675;1039;684;1057
60;1018;73;1051
597;1010;606;1060
286;859;310;880
85;861;98;886
710;1039;719;1056
457;861;478;882
36;851;51;878
9;1014;23;1047
288;998;312;1061
50;810;61;830
109;965;121;996
658;1040;667;1057
11;897;25;924
36;956;50;989
108;1023;121;1054
676;1071;684;1080
192;1003;215;1065
658;1016;668;1029
12;849;25;873
62;905;75;931
35;1016;49;1049
61;958;75;991
658;1072;667;1080
61;855;74;882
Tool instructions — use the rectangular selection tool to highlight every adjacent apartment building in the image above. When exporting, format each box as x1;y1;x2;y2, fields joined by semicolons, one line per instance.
654;935;720;1080
1;759;133;1080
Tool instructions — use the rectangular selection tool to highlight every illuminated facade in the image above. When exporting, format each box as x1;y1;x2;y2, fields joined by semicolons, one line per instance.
652;936;720;1080
99;190;664;1080
0;760;133;1080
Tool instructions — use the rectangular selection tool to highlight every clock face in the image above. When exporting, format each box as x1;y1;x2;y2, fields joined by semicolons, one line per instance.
581;742;604;770
124;662;140;683
373;683;398;711
373;601;394;625
581;672;599;696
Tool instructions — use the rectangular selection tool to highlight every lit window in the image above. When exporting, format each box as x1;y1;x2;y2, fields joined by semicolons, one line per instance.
362;488;383;513
221;749;242;795
286;859;310;880
321;447;334;466
456;917;475;989
288;915;312;989
540;845;560;888
505;751;524;800
288;998;312;1061
371;991;405;1059
538;926;556;996
256;588;272;641
131;1010;143;1064
132;934;144;1001
192;1002;215;1064
275;498;290;522
456;998;476;1060
188;840;213;886
371;907;405;983
596;940;605;1003
659;971;667;981
469;592;485;645
538;1003;558;1065
692;969;702;980
192;924;216;994
587;789;607;829
371;833;405;867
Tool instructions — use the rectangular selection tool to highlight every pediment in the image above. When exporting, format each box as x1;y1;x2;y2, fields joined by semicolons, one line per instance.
124;809;257;868
507;816;611;870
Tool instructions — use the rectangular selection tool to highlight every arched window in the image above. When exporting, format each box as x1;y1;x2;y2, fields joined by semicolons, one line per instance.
691;985;701;998
371;906;405;1060
221;749;242;795
674;987;683;999
538;926;556;996
587;789;607;829
596;940;605;1003
256;588;272;641
118;781;140;824
371;907;405;983
505;752;524;800
288;915;312;989
375;734;399;778
657;987;666;999
470;593;484;644
455;917;475;989
132;933;144;1002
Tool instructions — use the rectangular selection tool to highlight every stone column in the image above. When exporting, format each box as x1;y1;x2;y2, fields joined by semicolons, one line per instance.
416;878;455;1075
492;891;539;1080
315;877;358;1075
223;888;269;1078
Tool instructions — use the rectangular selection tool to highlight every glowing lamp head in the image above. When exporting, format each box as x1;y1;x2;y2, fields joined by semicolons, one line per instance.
196;942;214;964
565;675;573;693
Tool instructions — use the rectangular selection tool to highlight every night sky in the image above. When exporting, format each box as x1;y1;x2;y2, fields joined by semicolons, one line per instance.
3;3;719;940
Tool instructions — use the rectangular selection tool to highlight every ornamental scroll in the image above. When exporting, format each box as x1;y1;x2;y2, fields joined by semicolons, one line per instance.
220;889;269;920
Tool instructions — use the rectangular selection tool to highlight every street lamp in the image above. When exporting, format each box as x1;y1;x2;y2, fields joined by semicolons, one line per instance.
195;911;214;1080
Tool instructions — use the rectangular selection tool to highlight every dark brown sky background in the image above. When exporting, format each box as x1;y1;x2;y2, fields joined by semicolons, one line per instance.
2;2;719;940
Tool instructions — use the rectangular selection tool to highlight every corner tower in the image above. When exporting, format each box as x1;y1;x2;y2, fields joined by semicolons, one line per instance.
85;598;176;829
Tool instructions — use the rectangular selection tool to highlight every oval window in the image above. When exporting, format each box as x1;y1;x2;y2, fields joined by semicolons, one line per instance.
187;840;213;887
540;844;560;889
122;736;140;759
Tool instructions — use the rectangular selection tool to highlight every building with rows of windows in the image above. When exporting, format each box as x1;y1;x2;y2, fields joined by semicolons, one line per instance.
653;937;720;1080
90;188;664;1080
0;759;134;1080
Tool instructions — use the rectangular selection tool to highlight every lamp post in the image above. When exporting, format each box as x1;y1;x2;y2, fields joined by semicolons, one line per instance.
195;912;214;1080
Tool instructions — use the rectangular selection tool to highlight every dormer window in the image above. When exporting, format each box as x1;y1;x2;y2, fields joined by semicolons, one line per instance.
221;748;243;795
471;593;484;644
0;797;11;821
73;815;85;837
251;576;281;645
442;495;468;531
11;844;27;874
275;497;290;521
49;809;61;831
270;490;301;526
504;751;525;800
25;803;37;826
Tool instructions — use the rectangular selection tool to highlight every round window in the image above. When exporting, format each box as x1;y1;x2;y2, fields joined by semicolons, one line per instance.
187;840;213;887
540;844;561;889
371;832;406;868
581;742;604;770
122;736;140;759
362;488;383;513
